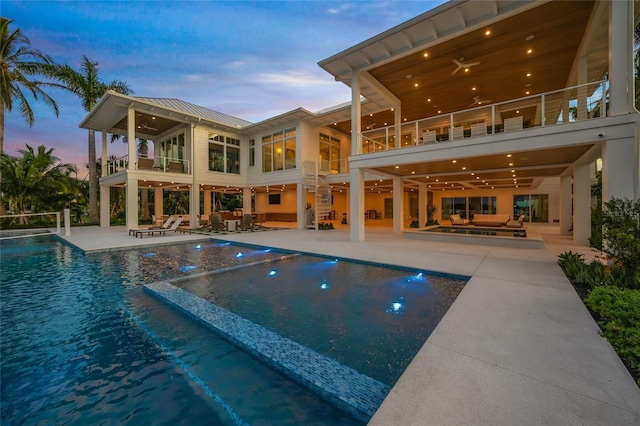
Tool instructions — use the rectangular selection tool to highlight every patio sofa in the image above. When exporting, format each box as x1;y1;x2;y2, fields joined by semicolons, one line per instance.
472;214;510;227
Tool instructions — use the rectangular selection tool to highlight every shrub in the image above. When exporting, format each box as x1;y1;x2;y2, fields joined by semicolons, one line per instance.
602;198;640;289
584;286;640;386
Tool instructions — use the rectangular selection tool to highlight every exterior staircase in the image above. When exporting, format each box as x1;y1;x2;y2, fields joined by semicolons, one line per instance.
303;160;332;229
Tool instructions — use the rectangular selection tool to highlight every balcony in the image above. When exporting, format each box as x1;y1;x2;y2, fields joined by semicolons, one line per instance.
360;80;608;153
103;155;191;176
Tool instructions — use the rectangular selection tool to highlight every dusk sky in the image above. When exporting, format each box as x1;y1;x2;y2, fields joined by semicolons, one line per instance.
4;0;445;174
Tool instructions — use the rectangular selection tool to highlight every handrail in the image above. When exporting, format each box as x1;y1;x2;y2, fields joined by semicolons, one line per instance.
360;80;609;152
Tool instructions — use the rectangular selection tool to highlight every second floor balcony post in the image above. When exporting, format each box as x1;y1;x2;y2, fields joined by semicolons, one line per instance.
101;131;108;177
351;70;362;156
127;105;136;170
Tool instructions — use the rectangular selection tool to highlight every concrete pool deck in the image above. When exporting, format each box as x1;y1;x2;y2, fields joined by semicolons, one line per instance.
57;224;640;425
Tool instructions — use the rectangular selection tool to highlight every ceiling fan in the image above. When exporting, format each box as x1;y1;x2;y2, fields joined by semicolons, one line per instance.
468;95;491;107
138;123;158;131
451;57;480;75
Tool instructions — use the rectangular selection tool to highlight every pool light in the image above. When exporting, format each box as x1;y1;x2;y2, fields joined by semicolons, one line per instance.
236;252;243;258
195;244;202;249
320;279;330;290
386;296;405;314
142;252;156;257
180;265;197;272
268;269;278;277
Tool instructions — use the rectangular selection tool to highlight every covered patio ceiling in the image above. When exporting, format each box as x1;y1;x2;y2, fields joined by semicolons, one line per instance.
317;0;608;191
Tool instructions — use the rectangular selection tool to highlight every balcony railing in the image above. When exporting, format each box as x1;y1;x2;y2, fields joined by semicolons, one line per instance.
318;158;349;175
104;155;190;176
360;80;609;153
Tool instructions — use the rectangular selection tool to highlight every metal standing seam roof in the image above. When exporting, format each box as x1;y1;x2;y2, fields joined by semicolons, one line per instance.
134;97;254;129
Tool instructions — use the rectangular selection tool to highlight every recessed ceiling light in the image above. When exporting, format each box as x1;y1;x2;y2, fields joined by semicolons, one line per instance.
526;73;531;77
507;154;512;157
427;98;431;102
485;30;491;36
472;87;477;91
452;160;457;163
423;52;429;58
414;83;419;87
527;49;533;54
525;34;535;41
395;166;399;168
464;68;470;73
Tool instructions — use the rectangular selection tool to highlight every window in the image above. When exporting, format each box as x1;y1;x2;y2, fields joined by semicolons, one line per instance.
442;197;467;219
262;128;296;172
208;133;241;174
514;194;548;223
159;133;185;161
468;196;497;219
249;139;255;167
442;196;496;219
319;133;341;173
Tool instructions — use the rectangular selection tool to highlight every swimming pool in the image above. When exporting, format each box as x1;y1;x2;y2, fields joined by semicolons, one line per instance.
1;236;466;424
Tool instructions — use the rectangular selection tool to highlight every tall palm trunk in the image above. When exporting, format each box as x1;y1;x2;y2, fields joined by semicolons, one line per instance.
88;129;98;224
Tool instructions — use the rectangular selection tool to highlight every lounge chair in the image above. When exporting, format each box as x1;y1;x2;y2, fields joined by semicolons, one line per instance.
451;126;464;140
237;214;257;231
450;214;470;226
128;215;175;236
470;121;487;137
506;214;525;228
207;213;229;232
135;216;184;238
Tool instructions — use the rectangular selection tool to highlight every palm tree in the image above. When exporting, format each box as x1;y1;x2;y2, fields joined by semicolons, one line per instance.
0;144;72;223
0;17;62;155
52;55;132;224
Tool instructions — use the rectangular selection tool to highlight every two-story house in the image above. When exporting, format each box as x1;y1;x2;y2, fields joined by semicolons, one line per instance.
80;0;638;245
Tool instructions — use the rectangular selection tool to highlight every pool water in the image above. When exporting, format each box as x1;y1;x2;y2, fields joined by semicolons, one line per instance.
1;236;465;425
173;254;466;386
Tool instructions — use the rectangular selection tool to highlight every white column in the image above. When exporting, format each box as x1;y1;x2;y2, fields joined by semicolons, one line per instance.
297;183;305;230
344;187;350;225
608;0;633;116
602;138;636;201
559;175;572;236
349;167;365;242
573;163;591;246
154;188;164;220
392;177;403;234
189;185;199;229
127;106;136;168
243;187;252;214
125;177;139;231
101;132;108;177
351;71;362;156
204;190;212;217
100;183;110;227
418;183;427;227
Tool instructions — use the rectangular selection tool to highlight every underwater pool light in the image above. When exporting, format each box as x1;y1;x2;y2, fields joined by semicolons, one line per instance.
180;265;197;272
386;296;405;314
268;269;277;276
236;252;243;258
142;252;156;257
195;244;202;250
320;279;330;290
